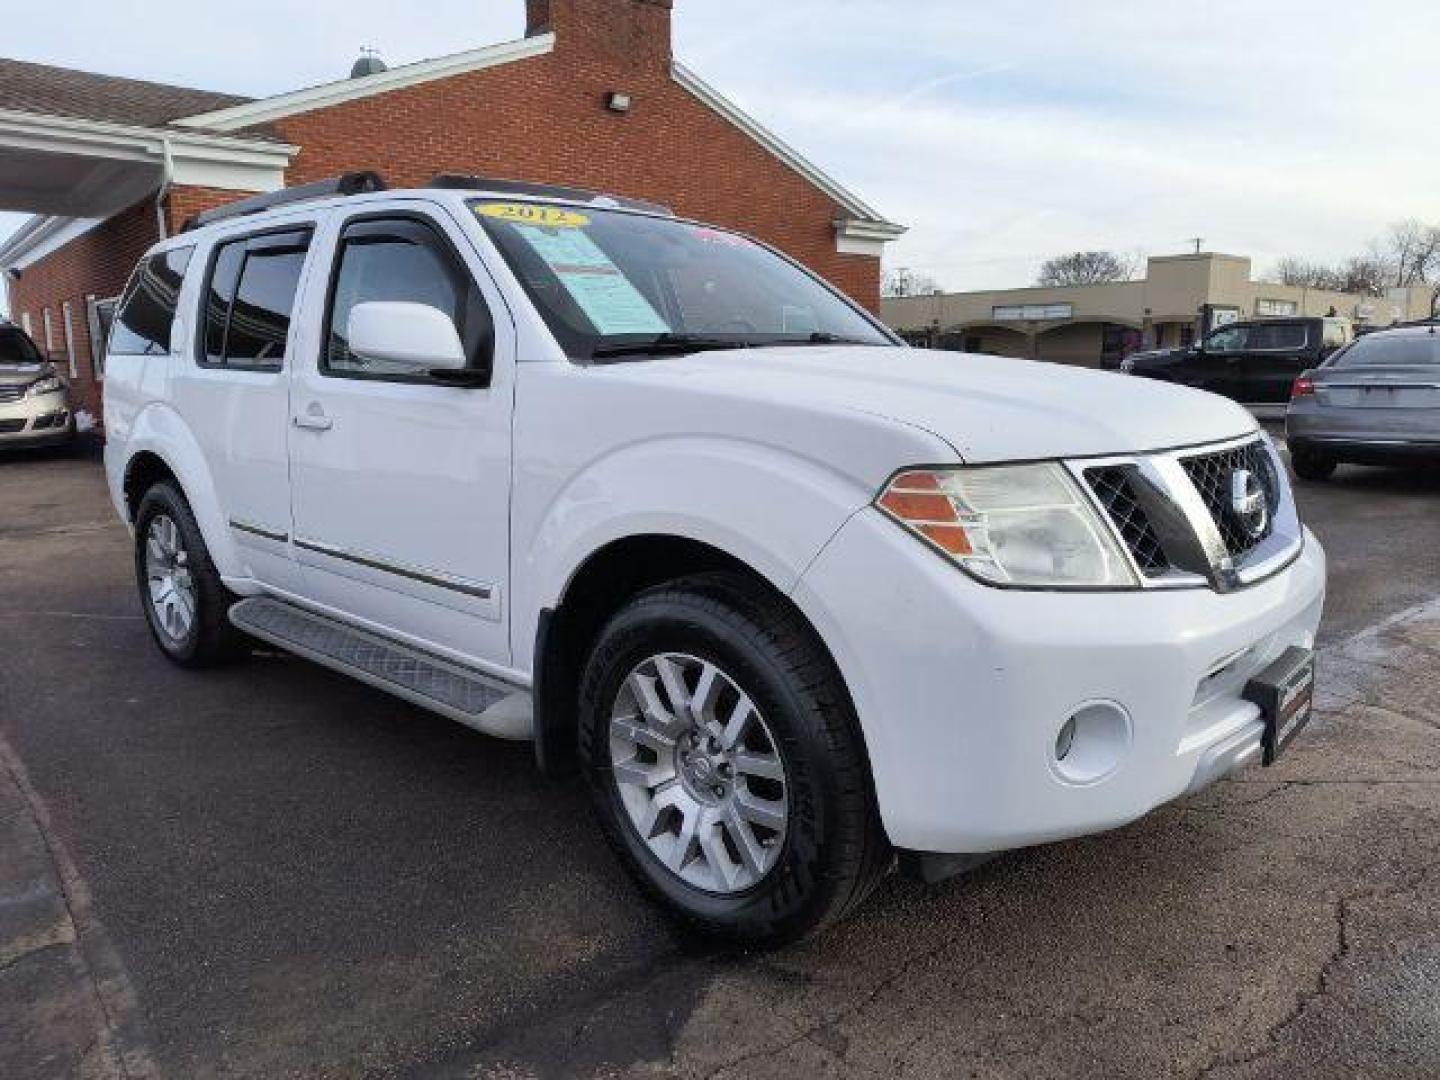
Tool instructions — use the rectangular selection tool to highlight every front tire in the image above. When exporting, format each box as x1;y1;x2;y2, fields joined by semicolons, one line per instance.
577;573;889;948
133;481;246;667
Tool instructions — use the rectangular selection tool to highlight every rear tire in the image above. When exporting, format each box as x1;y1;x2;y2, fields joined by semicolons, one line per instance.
577;572;889;948
1290;447;1337;481
133;481;247;668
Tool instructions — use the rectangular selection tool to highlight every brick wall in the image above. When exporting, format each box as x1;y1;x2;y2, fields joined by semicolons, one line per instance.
5;186;239;422
269;0;880;307
7;200;157;419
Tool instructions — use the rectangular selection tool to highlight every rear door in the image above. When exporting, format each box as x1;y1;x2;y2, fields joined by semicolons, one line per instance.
285;201;514;668
170;221;317;592
1241;320;1314;405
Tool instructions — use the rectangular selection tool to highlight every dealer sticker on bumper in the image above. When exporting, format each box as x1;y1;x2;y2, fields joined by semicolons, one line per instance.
1244;646;1316;766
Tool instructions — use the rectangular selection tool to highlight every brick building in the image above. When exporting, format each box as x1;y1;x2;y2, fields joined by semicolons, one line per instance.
0;0;902;421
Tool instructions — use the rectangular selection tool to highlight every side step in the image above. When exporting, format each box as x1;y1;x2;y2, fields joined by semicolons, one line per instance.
229;597;533;740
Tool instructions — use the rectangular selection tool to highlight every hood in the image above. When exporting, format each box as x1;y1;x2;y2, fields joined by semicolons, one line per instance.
639;346;1256;463
0;359;51;387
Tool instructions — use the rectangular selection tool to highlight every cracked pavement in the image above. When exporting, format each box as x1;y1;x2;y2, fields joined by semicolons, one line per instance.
2;446;1439;1079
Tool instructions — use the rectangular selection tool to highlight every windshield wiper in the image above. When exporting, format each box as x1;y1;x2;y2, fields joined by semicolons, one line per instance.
590;334;749;361
749;332;881;347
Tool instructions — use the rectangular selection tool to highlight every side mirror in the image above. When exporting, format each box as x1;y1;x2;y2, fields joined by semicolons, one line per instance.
347;301;467;375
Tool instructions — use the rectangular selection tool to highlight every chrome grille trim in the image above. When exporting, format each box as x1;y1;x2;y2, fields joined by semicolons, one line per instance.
0;385;26;404
1069;433;1304;593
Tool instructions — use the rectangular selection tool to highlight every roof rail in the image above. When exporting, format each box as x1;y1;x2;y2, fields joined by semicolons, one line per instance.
180;171;388;232
428;173;673;216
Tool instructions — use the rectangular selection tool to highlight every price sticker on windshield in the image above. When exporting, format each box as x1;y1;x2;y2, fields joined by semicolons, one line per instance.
475;203;590;229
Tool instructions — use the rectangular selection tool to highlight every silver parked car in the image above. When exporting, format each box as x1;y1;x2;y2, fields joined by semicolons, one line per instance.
0;319;75;450
1286;324;1440;480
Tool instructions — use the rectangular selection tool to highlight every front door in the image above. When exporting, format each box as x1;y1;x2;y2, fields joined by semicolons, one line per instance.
287;206;514;669
1190;323;1248;399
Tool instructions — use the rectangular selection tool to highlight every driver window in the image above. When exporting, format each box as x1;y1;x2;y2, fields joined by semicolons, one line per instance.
324;216;493;379
1204;326;1246;352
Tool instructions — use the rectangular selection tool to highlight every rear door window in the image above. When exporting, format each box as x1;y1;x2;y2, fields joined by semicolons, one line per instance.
1247;323;1308;351
199;229;312;371
111;247;194;356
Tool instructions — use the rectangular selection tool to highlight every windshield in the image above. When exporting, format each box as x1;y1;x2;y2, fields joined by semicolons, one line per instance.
1334;331;1440;367
0;326;43;367
470;201;892;359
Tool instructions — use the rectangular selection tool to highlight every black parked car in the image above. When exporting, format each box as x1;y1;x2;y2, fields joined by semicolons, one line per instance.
1121;316;1352;414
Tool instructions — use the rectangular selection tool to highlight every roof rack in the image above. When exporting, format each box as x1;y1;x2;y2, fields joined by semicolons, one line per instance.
180;171;387;232
428;173;673;216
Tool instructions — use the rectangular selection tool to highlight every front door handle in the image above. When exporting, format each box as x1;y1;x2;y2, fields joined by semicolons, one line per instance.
293;408;333;431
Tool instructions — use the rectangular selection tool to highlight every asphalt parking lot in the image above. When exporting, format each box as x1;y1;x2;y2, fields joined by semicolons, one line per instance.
3;440;1439;1079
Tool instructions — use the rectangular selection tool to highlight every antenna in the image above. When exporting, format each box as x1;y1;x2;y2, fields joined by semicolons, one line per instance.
1185;237;1204;255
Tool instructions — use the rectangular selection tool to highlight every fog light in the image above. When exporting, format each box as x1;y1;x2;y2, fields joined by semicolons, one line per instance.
1051;701;1132;785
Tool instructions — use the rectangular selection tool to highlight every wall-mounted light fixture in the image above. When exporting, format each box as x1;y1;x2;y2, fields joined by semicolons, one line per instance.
605;91;633;113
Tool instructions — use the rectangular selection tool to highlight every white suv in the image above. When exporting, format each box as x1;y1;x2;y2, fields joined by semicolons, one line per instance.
104;174;1325;946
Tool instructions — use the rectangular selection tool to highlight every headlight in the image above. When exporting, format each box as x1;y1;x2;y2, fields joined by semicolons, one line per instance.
28;376;63;397
876;463;1138;589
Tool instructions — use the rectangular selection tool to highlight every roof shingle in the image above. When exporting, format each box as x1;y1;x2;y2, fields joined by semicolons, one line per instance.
0;57;251;128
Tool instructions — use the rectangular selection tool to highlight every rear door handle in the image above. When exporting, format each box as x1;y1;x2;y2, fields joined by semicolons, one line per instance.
293;410;333;431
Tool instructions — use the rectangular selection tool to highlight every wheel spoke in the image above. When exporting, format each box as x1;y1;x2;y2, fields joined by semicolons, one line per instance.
653;655;693;724
611;714;676;754
733;750;785;782
734;790;786;832
664;805;700;872
698;813;739;890
690;662;721;727
627;672;678;733
722;804;768;876
613;755;666;790
720;693;756;750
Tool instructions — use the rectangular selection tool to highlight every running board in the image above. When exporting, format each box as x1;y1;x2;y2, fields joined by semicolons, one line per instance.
228;597;533;740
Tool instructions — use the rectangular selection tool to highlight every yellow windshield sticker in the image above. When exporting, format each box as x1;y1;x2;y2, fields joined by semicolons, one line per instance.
475;202;590;229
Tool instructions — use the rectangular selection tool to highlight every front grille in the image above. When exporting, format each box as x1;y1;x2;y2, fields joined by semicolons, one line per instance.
1085;466;1169;574
0;385;25;404
0;418;26;434
1180;440;1278;560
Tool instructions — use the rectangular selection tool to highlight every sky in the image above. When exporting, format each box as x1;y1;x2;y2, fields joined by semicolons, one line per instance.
1;0;1436;293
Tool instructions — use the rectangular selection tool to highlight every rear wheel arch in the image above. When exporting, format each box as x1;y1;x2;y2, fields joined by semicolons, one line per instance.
123;450;180;523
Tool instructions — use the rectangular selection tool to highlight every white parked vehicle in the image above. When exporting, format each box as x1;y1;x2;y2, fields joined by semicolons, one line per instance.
103;174;1326;946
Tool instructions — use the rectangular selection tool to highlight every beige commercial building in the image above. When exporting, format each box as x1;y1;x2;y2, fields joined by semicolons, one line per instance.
883;252;1435;368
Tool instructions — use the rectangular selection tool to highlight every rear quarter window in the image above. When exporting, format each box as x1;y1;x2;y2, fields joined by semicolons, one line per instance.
110;247;194;356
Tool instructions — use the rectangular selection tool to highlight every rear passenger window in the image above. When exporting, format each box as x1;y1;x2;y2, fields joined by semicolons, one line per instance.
199;229;311;371
111;247;194;356
324;216;492;379
1249;323;1308;351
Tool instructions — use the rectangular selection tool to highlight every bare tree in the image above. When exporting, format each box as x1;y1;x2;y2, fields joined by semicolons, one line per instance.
882;267;942;299
1375;219;1440;287
1035;251;1135;287
1271;256;1339;290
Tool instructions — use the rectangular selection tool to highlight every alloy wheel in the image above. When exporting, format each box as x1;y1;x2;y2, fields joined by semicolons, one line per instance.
144;513;196;644
608;652;789;894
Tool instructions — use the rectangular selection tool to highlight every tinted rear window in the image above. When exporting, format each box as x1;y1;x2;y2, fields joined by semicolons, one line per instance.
1247;322;1308;350
0;326;42;365
1336;333;1440;367
111;247;194;356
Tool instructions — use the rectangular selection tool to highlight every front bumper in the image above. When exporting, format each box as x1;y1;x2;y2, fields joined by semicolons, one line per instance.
793;508;1326;854
0;391;73;446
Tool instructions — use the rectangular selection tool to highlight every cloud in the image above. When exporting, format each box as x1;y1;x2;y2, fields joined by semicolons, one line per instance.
2;0;1436;299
